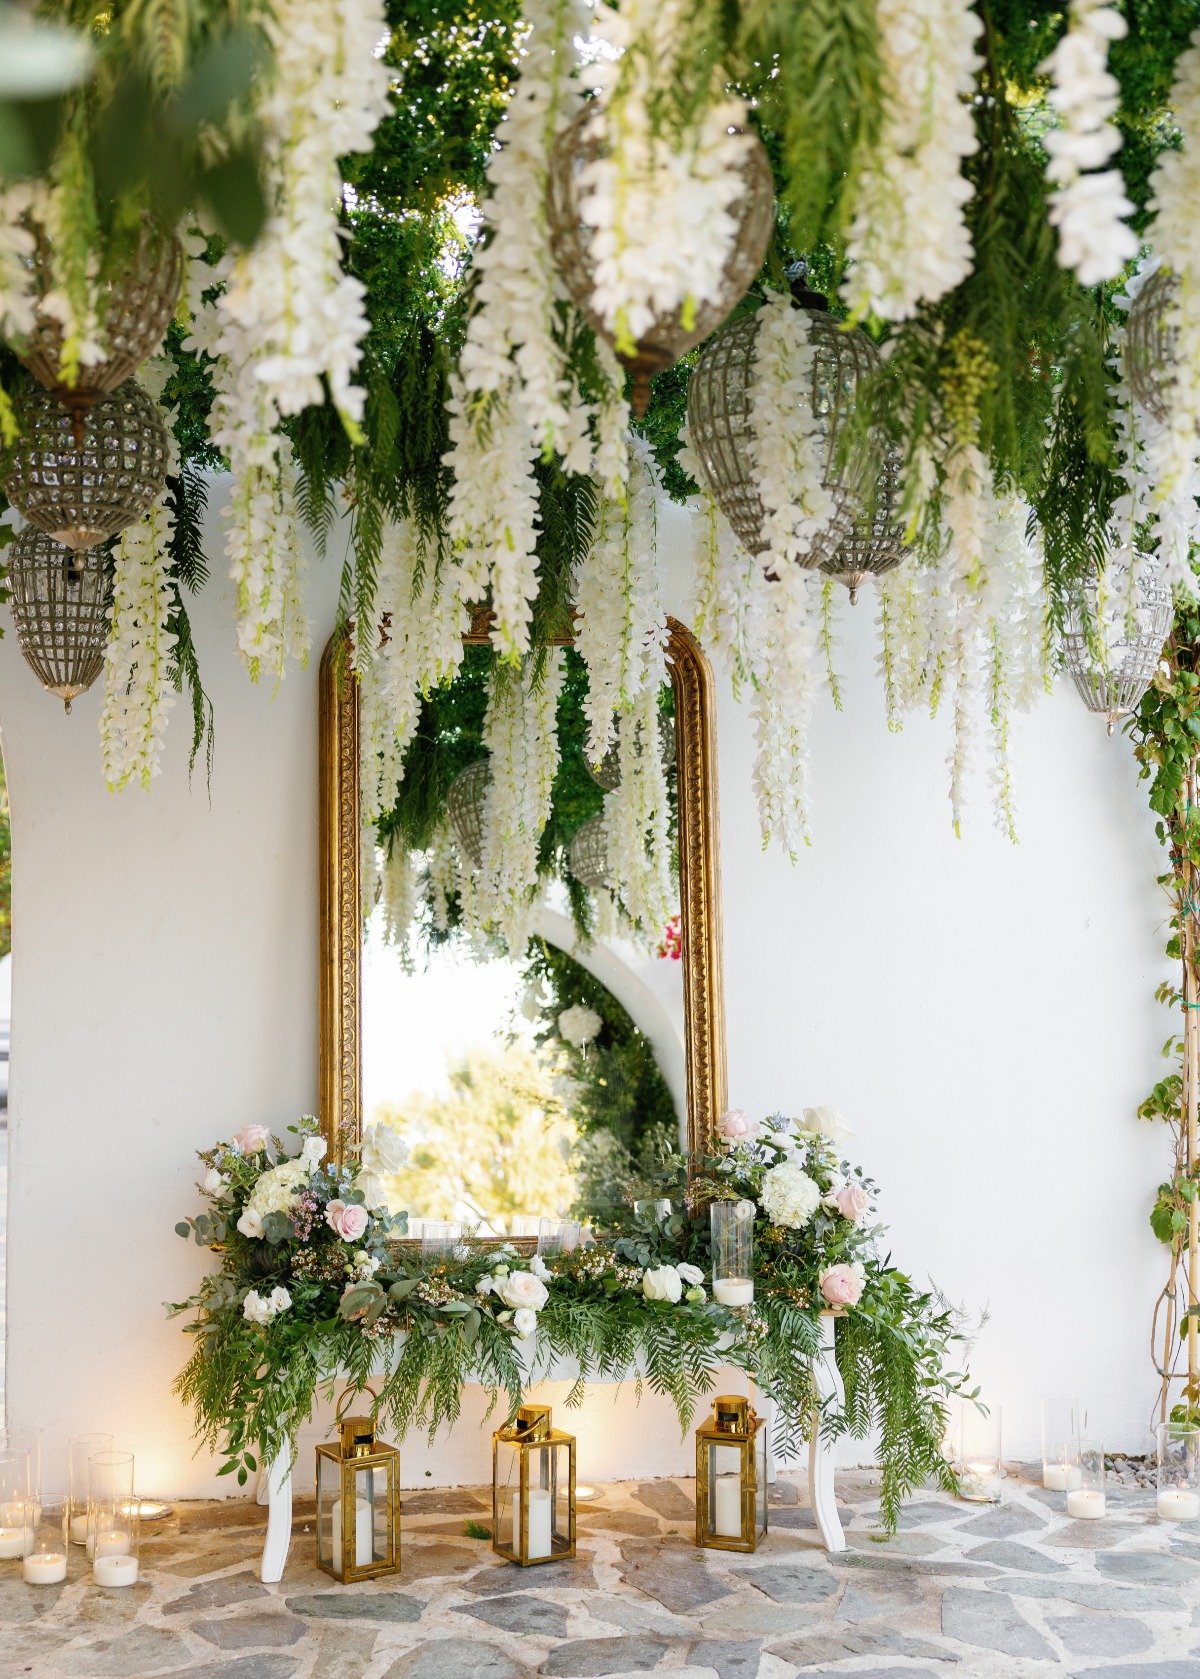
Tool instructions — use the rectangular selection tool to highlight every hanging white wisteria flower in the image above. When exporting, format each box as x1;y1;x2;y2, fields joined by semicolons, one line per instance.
100;490;178;792
743;564;826;858
573;436;665;763
603;674;673;931
746;290;837;571
222;434;310;685
579;0;754;353
842;0;983;322
1139;34;1200;597
1041;0;1137;286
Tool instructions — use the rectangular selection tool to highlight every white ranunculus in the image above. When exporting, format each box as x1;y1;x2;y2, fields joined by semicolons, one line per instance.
760;1162;821;1231
203;1168;228;1195
734;1199;757;1224
642;1265;683;1304
802;1106;853;1144
301;1135;327;1166
493;1270;549;1312
676;1262;705;1286
512;1306;538;1339
242;1289;272;1323
530;1254;550;1281
269;1286;292;1315
237;1207;265;1239
558;1004;603;1048
360;1123;409;1176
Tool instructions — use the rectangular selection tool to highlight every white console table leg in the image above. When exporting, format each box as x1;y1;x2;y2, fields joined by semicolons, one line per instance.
808;1311;846;1553
260;1455;294;1583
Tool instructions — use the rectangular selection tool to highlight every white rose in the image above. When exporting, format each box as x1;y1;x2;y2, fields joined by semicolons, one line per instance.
513;1306;538;1339
802;1106;853;1144
268;1286;292;1315
677;1262;704;1286
360;1124;409;1176
493;1270;549;1312
530;1254;550;1280
242;1290;270;1323
237;1207;265;1239
760;1162;821;1230
203;1169;227;1195
558;1004;602;1048
301;1135;327;1166
642;1265;683;1303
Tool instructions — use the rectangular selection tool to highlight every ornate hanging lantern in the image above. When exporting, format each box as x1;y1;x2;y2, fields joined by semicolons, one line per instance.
546;109;774;416
568;814;611;890
5;381;168;551
1061;557;1173;735
492;1403;576;1566
20;226;183;445
695;1394;767;1553
8;529;110;712
820;440;906;603
446;761;490;868
686;279;878;573
1124;267;1179;424
315;1388;401;1582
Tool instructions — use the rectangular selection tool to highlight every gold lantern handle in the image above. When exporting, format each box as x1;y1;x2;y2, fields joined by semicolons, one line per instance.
336;1384;381;1458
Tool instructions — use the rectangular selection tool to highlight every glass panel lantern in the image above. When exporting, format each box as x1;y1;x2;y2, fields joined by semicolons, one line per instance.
493;1404;576;1566
316;1390;401;1583
695;1395;767;1552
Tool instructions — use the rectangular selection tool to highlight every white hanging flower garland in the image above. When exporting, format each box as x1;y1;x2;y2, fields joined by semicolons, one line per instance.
603;673;673;930
746;290;837;571
842;0;983;322
1041;0;1136;286
100;490;178;792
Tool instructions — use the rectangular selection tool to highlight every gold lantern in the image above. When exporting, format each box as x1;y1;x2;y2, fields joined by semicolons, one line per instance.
492;1403;576;1566
315;1389;401;1583
695;1394;767;1553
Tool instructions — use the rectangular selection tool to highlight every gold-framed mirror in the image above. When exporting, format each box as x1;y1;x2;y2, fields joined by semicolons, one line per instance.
318;616;727;1189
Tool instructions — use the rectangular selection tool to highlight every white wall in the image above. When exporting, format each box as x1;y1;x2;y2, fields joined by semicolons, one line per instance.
0;482;1173;1497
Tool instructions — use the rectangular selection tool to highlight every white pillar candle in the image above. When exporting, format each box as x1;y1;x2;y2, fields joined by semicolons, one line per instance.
517;1487;553;1560
330;1497;372;1573
0;1527;29;1559
713;1473;743;1539
1043;1463;1082;1491
713;1278;754;1308
92;1554;138;1587
93;1529;131;1558
1158;1487;1200;1521
1066;1488;1106;1519
23;1552;66;1585
69;1515;88;1546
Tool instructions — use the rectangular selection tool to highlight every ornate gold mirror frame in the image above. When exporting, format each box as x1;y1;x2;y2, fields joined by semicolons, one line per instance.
319;617;727;1164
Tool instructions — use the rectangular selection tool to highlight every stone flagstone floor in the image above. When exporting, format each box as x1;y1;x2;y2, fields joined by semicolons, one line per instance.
5;1465;1200;1678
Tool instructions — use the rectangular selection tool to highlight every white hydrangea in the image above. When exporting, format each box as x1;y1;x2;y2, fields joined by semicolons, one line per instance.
759;1161;821;1231
558;1004;602;1047
247;1158;310;1217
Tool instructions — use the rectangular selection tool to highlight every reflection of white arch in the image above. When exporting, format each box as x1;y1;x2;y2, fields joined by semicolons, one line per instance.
531;906;687;1144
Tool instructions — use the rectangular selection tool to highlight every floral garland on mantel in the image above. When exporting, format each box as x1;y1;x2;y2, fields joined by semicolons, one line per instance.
170;1108;968;1531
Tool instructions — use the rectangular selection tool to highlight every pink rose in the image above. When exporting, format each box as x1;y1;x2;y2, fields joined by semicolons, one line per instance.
719;1108;760;1143
326;1200;370;1243
820;1264;864;1308
231;1124;271;1155
834;1184;869;1223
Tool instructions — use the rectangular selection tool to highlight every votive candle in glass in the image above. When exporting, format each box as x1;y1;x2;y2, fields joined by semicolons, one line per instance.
89;1452;138;1584
0;1449;32;1558
711;1200;754;1308
69;1433;112;1546
956;1404;1003;1503
1065;1440;1106;1519
1157;1421;1200;1521
23;1498;66;1584
1039;1396;1081;1490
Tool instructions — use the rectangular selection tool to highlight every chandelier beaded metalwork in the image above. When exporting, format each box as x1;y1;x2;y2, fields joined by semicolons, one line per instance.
1125;267;1179;424
568;814;612;891
686;285;877;572
585;714;676;792
546;110;774;417
20;227;183;444
5;380;168;550
820;439;906;603
8;528;111;712
446;761;490;868
1061;558;1173;734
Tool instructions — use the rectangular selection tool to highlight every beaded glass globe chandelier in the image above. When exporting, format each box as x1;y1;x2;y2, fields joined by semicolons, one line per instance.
7;528;111;712
820;440;906;603
546;110;774;416
5;380;168;550
1061;557;1173;734
1124;267;1179;424
568;814;611;891
446;761;490;869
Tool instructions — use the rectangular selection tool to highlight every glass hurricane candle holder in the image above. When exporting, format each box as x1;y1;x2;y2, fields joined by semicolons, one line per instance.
68;1433;111;1545
1157;1422;1200;1521
316;1390;401;1582
695;1394;768;1552
88;1451;139;1584
492;1404;576;1566
710;1200;755;1307
537;1219;563;1258
955;1404;1003;1503
0;1448;32;1558
419;1220;462;1260
1066;1440;1106;1520
1040;1396;1081;1490
23;1498;67;1584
